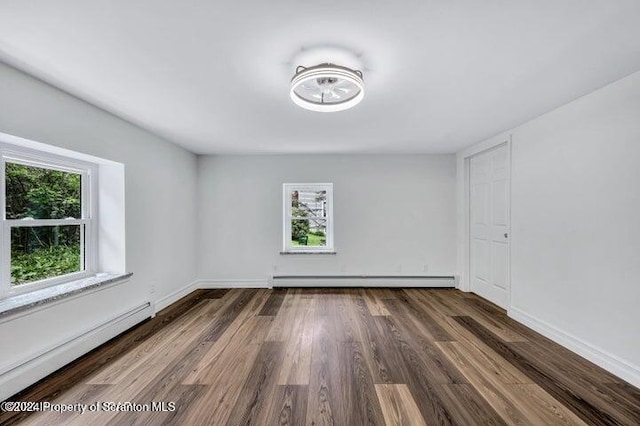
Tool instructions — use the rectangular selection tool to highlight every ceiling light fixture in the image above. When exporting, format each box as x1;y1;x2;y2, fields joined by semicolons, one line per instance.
290;63;364;112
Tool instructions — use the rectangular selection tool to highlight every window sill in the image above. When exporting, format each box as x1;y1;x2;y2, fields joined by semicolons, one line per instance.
0;272;133;319
280;251;337;255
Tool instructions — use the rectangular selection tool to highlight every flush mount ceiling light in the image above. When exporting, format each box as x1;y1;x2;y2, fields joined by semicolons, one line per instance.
290;63;364;112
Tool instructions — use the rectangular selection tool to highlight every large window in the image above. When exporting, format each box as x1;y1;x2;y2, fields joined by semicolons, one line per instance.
283;183;334;253
1;147;97;297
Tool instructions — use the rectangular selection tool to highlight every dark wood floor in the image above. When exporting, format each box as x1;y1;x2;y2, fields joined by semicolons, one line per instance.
2;288;639;425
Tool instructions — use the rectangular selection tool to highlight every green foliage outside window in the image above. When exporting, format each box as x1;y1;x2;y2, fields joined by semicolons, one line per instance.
291;207;310;241
12;244;81;285
6;163;83;285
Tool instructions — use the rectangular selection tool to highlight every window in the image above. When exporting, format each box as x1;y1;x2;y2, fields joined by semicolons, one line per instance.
283;183;334;253
1;146;97;297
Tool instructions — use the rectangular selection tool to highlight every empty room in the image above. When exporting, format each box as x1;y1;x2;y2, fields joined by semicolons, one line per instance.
0;1;639;425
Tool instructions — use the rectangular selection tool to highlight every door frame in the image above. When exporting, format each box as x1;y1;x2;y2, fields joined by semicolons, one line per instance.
456;134;512;309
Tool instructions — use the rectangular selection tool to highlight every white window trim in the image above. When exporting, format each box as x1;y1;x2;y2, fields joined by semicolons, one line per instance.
0;143;99;299
282;183;334;253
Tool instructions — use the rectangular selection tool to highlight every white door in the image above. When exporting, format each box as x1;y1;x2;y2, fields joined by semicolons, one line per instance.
470;144;510;308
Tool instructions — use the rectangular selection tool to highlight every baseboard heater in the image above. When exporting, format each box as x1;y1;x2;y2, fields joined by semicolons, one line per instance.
0;301;152;402
271;275;455;288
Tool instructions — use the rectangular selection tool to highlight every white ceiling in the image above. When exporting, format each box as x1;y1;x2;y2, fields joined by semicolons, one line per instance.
1;1;640;154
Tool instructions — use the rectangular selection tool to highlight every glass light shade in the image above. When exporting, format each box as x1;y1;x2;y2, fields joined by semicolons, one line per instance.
290;64;364;112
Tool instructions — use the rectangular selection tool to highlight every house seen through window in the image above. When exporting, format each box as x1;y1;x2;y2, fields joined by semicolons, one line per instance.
283;183;333;252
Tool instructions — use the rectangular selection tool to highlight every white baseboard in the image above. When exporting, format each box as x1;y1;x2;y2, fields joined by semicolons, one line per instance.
154;280;199;313
508;306;640;388
0;302;152;401
197;279;271;289
271;276;455;288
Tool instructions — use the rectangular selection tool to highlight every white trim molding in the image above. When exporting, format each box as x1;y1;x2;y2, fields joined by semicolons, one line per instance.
153;280;200;314
509;306;640;388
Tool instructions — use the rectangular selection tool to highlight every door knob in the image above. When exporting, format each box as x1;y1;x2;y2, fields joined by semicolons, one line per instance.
504;233;508;238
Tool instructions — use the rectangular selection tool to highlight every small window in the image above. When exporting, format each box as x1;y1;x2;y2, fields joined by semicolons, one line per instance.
1;148;97;297
283;183;334;253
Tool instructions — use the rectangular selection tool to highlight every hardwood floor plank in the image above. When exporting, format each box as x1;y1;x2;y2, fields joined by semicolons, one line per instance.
384;299;440;344
331;290;361;342
259;288;288;316
436;341;588;426
267;289;311;342
305;303;346;426
184;316;272;384
509;338;628;386
436;340;529;385
21;384;111;426
508;342;640;426
375;384;427;426
278;295;316;385
311;288;334;317
108;340;215;425
453;315;633;426
202;289;260;341
88;299;220;388
396;290;455;341
436;340;531;425
179;318;273;424
111;384;207;426
346;295;409;384
75;339;212;426
156;289;227;318
602;382;640;411
381;311;468;385
435;383;508;426
411;292;533;365
380;312;467;384
226;341;286;425
366;317;415;385
184;290;271;381
376;288;403;299
507;384;591;426
179;345;264;424
264;385;309;426
87;298;218;384
375;316;457;425
362;288;391;316
339;341;386;426
440;291;528;342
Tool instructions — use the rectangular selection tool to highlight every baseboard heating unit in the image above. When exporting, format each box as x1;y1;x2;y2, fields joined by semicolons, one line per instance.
0;301;152;401
271;275;455;288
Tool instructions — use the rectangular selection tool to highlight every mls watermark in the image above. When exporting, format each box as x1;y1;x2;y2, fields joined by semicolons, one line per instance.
1;401;176;413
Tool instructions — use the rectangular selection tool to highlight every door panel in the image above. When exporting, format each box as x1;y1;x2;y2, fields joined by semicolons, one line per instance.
473;239;490;282
472;183;489;225
492;180;508;226
470;144;510;308
492;241;508;290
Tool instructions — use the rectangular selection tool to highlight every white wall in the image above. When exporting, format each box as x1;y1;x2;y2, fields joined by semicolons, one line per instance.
0;62;198;397
197;155;456;282
457;70;640;386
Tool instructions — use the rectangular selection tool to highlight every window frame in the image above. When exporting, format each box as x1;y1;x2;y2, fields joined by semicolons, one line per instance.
282;183;334;253
0;144;99;299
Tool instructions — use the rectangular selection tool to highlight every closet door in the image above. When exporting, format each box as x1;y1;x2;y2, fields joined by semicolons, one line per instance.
470;143;510;308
